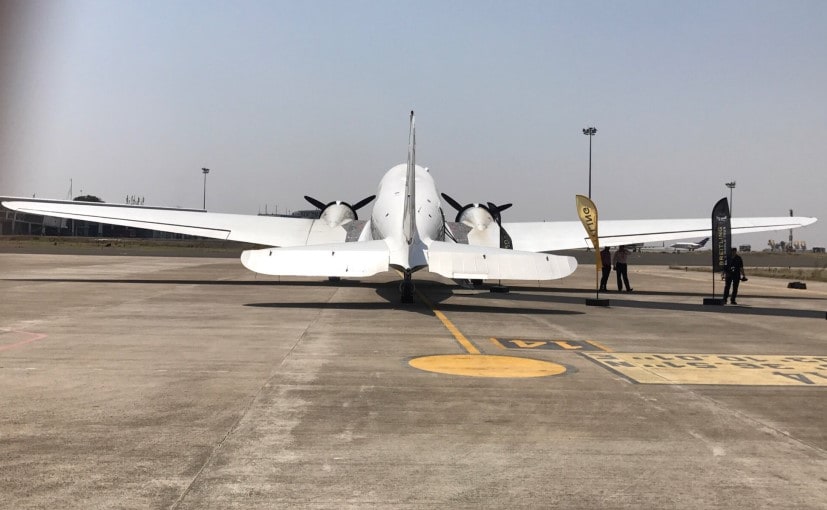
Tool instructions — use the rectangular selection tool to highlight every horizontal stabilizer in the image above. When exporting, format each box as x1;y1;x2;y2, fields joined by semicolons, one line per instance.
240;240;390;277
427;241;577;281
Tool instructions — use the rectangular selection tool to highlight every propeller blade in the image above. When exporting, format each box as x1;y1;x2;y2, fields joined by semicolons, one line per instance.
304;195;327;210
441;193;464;211
351;195;376;211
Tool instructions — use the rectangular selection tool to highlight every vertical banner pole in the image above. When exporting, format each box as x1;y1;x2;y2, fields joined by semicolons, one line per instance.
576;195;601;300
711;197;731;303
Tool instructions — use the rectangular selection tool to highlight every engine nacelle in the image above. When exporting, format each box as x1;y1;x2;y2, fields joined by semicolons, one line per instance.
456;204;496;231
319;201;358;228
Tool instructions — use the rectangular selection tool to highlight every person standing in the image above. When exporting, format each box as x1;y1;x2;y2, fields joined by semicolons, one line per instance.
599;246;612;291
723;247;746;304
613;245;633;292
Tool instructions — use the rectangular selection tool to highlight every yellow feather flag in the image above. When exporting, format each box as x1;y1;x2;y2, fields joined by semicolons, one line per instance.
575;195;601;271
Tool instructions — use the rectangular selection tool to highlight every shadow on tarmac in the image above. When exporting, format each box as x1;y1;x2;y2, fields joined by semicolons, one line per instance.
477;290;827;320
7;277;819;318
3;277;373;287
507;285;827;302
6;277;581;315
246;281;580;315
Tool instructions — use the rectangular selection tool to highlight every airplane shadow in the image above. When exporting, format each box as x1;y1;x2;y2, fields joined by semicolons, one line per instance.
245;281;580;315
7;277;569;315
8;277;816;318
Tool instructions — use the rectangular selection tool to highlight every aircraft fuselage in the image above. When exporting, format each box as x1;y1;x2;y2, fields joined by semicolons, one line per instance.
368;164;442;274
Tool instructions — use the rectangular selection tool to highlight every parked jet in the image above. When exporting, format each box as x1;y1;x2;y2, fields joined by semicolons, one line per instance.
669;237;710;252
1;113;818;302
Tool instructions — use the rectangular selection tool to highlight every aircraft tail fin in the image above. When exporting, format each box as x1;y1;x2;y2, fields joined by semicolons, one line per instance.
403;110;416;245
699;237;710;247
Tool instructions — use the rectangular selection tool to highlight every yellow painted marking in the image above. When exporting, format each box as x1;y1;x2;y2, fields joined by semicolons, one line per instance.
586;340;613;352
583;353;827;386
413;291;568;378
409;354;566;378
495;339;607;351
554;341;582;350
416;290;479;354
490;337;507;350
511;340;548;349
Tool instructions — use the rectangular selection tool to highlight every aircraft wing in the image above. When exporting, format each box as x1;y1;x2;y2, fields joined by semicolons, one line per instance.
503;216;818;252
426;240;577;280
0;196;350;247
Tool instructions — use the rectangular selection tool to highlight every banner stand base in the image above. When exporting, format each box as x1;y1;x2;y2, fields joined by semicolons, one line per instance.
586;298;610;307
703;298;724;306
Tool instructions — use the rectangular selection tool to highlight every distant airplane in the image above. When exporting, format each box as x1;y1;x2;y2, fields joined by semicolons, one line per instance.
669;237;710;252
1;113;818;302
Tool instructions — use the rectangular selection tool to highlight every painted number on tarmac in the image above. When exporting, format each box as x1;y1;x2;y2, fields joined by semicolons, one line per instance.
491;338;608;351
581;353;827;386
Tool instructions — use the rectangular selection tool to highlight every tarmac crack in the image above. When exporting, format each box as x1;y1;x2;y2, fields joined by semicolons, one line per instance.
167;286;339;510
660;383;827;459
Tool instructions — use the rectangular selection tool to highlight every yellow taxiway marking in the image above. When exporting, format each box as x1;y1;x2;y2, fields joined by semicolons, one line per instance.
416;290;479;354
490;337;506;349
586;340;613;352
490;338;610;351
583;353;827;386
412;291;566;378
410;354;566;378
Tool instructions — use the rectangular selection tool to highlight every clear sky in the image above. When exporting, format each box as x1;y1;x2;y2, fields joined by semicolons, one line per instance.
2;0;825;248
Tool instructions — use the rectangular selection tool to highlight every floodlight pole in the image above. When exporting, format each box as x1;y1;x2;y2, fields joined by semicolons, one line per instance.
582;127;597;199
725;181;735;216
202;168;210;210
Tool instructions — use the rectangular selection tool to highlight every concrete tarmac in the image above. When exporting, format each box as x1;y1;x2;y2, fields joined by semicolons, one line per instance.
1;253;826;509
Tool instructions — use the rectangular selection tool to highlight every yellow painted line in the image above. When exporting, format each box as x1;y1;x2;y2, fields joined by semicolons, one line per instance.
411;292;568;378
416;290;480;355
583;353;827;386
586;340;613;352
489;337;507;350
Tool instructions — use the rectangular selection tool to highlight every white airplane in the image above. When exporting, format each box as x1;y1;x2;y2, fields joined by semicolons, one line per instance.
669;237;710;252
1;112;818;302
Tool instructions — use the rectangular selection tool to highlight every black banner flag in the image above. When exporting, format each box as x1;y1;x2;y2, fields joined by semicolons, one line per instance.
711;198;731;273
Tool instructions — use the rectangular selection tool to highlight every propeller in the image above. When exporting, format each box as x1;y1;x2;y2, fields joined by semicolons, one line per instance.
441;193;514;249
304;195;375;221
486;201;512;226
441;193;511;224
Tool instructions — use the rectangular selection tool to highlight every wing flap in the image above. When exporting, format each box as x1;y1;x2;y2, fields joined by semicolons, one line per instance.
240;240;390;277
426;241;577;280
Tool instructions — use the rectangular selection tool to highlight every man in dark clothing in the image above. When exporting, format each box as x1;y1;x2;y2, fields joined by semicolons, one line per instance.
599;247;611;291
723;247;747;304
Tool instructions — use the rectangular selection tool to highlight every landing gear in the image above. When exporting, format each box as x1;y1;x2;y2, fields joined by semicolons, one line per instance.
400;272;415;303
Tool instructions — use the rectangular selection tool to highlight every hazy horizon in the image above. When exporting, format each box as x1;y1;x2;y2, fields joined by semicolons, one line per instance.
2;1;824;249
